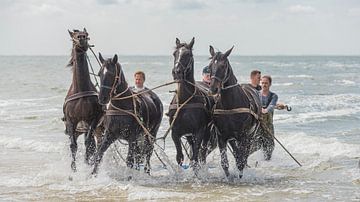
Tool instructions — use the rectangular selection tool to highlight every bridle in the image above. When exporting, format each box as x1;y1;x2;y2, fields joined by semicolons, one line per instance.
210;58;239;91
99;62;128;99
174;49;194;81
173;48;196;96
71;32;89;53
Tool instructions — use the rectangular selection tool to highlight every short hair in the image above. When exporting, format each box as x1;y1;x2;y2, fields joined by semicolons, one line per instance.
202;66;210;74
262;75;272;85
134;71;145;81
250;70;261;78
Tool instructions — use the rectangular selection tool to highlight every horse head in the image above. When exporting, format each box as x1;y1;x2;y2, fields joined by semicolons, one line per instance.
172;37;195;80
98;53;122;105
208;45;234;95
68;28;90;53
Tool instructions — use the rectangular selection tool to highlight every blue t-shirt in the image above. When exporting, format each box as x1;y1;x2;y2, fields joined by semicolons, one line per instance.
260;91;278;113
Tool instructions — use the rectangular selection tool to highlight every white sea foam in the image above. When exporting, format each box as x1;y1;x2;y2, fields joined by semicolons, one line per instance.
0;135;64;153
335;79;356;86
287;74;313;78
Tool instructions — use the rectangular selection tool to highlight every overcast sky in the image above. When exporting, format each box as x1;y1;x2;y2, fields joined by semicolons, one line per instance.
1;0;360;56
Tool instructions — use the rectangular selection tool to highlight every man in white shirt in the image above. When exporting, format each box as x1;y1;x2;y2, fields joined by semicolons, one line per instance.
133;71;146;92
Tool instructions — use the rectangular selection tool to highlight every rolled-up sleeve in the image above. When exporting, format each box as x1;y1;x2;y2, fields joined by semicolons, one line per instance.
266;93;278;113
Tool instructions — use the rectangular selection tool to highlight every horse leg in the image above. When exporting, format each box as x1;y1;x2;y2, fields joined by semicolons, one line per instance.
192;128;205;174
228;139;244;178
126;138;138;169
199;127;210;164
91;130;116;175
84;118;99;165
263;135;275;161
143;136;154;175
67;121;78;172
234;137;251;179
172;132;184;166
218;137;230;178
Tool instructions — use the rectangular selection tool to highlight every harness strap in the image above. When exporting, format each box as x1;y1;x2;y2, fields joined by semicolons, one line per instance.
169;103;206;110
64;91;98;106
106;109;134;116
213;107;259;120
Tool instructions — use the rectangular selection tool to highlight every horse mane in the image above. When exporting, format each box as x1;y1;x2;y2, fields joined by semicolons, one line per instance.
66;29;81;68
175;43;193;51
67;48;75;68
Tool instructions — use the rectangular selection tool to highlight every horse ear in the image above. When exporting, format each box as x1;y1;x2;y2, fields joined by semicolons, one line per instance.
99;52;105;64
188;37;195;49
68;29;73;38
83;28;87;33
112;54;118;64
209;45;215;57
224;46;234;58
176;38;181;48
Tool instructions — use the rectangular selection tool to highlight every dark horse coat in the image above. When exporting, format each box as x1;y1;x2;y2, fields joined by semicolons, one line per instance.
63;29;103;172
92;54;163;175
168;38;216;173
208;46;262;178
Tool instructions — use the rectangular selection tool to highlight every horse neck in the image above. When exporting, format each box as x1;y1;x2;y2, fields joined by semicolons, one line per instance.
219;68;246;109
178;66;195;103
112;75;133;108
71;49;95;92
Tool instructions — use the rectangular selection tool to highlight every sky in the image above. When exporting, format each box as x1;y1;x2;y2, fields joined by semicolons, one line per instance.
0;0;360;56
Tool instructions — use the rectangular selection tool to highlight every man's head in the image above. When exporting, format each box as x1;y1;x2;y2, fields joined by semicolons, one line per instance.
134;71;145;88
261;75;272;91
202;66;211;83
250;70;261;87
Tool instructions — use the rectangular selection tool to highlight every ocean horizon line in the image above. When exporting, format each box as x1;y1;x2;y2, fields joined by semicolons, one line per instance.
0;54;359;57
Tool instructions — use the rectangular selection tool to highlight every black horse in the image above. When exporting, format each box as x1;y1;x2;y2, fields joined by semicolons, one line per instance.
63;29;103;172
168;37;215;172
92;53;163;175
208;46;261;178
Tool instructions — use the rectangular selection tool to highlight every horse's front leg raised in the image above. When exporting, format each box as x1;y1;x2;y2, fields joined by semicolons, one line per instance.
218;137;230;178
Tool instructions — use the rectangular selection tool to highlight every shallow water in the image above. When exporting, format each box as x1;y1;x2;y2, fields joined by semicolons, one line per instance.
0;55;359;201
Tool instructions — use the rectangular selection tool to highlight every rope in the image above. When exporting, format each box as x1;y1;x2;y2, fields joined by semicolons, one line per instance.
259;121;302;167
112;80;179;100
156;89;196;142
86;53;100;90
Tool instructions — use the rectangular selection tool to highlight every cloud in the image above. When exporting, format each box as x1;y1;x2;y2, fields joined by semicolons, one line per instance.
288;5;316;14
348;8;360;16
170;0;207;10
96;0;132;5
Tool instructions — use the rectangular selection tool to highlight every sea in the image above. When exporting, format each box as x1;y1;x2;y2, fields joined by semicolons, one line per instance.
0;55;359;201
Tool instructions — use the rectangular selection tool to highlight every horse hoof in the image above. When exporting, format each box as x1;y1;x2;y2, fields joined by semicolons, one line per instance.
90;171;98;178
68;176;73;181
71;162;77;172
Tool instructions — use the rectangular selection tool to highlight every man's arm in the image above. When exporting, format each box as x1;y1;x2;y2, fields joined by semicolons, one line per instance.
264;93;278;113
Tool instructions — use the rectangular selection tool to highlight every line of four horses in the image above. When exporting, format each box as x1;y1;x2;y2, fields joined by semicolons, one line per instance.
63;28;271;179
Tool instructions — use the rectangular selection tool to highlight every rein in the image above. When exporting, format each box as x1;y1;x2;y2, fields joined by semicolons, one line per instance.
211;60;259;120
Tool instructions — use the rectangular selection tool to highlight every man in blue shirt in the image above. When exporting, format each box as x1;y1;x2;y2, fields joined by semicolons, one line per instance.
260;75;278;160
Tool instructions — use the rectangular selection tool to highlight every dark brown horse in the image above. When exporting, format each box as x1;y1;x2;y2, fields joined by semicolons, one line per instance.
168;38;216;173
63;29;103;172
91;53;163;175
208;46;261;178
